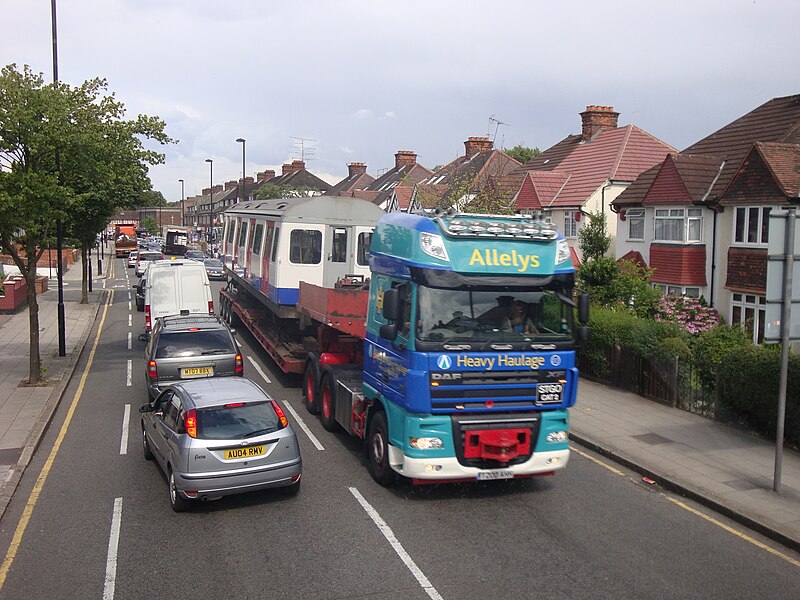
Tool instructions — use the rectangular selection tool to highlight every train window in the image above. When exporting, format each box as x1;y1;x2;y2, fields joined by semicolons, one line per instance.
289;229;322;264
357;232;372;266
331;228;347;263
227;221;236;244
251;224;264;255
238;222;248;248
264;226;274;261
271;227;280;261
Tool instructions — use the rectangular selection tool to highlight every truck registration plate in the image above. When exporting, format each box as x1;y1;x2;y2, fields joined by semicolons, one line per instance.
476;469;514;481
537;383;563;404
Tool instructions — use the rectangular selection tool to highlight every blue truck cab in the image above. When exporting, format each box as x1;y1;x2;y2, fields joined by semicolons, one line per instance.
362;210;590;484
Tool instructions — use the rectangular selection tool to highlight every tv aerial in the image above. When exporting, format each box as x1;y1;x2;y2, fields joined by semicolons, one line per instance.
488;115;509;143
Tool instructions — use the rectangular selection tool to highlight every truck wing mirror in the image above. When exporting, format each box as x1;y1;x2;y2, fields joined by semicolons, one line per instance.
382;289;400;321
578;292;590;324
578;325;591;345
379;323;398;341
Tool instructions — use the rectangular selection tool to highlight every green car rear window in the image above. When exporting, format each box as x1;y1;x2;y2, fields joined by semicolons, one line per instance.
196;402;280;439
155;330;235;358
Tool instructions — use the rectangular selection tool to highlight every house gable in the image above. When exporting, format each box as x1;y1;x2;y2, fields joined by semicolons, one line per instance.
720;142;800;205
642;157;693;205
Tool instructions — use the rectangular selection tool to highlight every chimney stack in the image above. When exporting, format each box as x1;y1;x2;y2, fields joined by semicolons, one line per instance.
580;105;619;141
348;162;367;178
464;136;493;158
243;176;255;185
224;180;238;191
291;160;305;171
281;163;293;176
256;170;276;182
395;150;417;170
212;184;223;194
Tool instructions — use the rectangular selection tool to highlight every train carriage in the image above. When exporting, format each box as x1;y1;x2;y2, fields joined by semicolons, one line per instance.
220;196;385;308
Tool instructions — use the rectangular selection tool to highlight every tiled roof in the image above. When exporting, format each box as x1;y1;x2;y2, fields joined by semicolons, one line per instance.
640;154;725;206
614;94;800;207
392;185;415;210
328;171;375;195
362;163;433;206
412;184;451;210
516;171;571;209
753;142;800;197
515;125;675;208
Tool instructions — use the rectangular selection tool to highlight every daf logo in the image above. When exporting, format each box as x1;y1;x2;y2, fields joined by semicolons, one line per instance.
550;355;562;367
432;373;462;381
437;355;452;370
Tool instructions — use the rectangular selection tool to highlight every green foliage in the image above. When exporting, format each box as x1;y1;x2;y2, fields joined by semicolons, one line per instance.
586;305;685;360
578;210;611;261
718;345;799;446
691;324;752;390
503;145;540;164
141;216;159;236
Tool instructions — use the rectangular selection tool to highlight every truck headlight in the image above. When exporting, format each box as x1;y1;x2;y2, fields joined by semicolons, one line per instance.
546;431;569;443
409;437;443;450
420;233;449;262
556;239;570;265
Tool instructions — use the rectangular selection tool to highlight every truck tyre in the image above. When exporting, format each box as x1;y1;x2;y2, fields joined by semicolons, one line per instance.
367;410;396;486
303;360;320;414
319;375;337;432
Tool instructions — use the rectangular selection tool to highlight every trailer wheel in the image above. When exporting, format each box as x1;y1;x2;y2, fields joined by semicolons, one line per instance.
319;375;337;432
303;361;320;414
367;410;396;486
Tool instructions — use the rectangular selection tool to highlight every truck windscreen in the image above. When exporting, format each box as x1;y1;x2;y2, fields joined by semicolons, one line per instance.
415;287;573;344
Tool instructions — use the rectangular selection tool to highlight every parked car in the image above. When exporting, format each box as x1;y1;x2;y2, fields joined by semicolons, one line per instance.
127;250;139;268
203;258;225;281
139;377;302;511
133;275;146;311
143;314;241;399
135;251;163;277
143;259;213;332
184;250;206;261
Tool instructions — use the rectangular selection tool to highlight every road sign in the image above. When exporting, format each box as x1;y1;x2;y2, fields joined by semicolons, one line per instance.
764;209;800;342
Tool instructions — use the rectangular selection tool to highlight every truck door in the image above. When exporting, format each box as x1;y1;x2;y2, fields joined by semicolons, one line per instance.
323;225;352;288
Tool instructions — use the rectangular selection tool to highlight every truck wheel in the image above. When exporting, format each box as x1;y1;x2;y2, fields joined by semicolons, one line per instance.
319;375;337;432
367;410;396;486
303;361;320;414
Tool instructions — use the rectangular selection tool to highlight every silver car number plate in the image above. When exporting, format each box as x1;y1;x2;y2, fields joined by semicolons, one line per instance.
476;469;514;481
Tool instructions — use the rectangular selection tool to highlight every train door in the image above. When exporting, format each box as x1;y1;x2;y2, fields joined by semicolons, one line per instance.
260;222;274;295
323;225;352;288
245;218;257;276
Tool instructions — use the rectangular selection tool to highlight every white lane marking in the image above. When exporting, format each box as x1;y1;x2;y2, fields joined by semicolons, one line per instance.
128;314;132;327
349;487;443;600
283;401;324;451
103;278;107;289
127;292;131;301
127;332;132;350
246;356;272;384
128;302;131;311
126;360;132;387
102;497;123;600
119;405;130;455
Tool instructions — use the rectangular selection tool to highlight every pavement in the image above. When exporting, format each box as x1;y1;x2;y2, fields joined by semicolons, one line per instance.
0;254;798;554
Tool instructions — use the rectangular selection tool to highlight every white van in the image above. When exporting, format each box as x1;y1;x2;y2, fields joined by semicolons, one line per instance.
144;260;213;332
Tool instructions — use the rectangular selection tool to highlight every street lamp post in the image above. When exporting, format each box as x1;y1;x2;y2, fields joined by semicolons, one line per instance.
52;0;66;357
205;158;213;249
236;138;246;204
178;179;185;226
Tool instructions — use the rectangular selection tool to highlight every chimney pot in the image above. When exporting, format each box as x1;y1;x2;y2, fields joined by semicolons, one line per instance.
580;105;619;141
464;136;494;158
348;162;367;177
395;150;417;170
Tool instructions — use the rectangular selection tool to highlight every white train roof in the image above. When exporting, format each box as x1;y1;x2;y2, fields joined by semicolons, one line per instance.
223;195;385;226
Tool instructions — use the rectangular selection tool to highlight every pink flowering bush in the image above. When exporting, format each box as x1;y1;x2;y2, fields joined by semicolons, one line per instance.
655;295;720;335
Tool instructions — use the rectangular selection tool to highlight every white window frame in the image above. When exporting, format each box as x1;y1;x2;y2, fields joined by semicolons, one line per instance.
654;207;702;243
733;206;772;246
730;293;766;344
627;208;645;241
563;211;577;238
654;284;701;298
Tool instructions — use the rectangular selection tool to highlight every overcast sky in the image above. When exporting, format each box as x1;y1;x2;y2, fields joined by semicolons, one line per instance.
4;0;798;202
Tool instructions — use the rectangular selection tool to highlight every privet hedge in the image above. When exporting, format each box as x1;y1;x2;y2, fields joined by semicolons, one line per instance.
581;306;799;447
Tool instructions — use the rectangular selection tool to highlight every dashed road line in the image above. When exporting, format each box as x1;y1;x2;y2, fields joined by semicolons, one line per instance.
126;360;132;387
119;405;130;455
246;355;272;383
102;497;123;600
282;401;324;451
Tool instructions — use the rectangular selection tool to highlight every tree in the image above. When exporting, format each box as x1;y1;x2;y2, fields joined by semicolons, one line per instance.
578;210;611;261
141;216;159;236
503;144;540;164
0;64;171;383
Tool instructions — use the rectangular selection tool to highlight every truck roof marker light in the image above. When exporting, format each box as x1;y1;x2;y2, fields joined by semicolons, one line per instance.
420;232;449;262
556;239;570;264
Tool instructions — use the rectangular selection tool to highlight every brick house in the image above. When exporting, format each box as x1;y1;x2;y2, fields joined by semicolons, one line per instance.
511;106;675;262
346;151;433;211
612;94;800;344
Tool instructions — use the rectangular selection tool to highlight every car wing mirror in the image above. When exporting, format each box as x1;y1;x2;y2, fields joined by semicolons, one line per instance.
138;333;150;342
138;403;154;413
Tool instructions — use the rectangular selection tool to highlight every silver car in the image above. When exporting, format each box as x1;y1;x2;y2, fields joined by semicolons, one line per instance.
139;378;302;512
144;314;242;399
